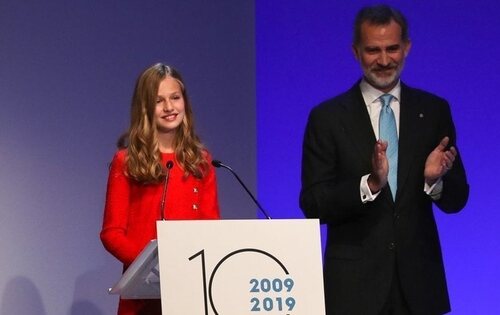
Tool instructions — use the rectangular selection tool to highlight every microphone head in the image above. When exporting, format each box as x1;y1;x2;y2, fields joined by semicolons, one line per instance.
211;159;222;168
166;161;174;169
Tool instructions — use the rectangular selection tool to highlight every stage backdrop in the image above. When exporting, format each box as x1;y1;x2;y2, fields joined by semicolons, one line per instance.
1;1;498;314
0;1;255;314
256;0;499;314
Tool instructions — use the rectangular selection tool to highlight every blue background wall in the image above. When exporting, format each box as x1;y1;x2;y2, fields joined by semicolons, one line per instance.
257;1;500;314
0;0;498;314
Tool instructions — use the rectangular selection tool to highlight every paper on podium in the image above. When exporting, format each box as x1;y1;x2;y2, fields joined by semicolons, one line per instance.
108;239;161;299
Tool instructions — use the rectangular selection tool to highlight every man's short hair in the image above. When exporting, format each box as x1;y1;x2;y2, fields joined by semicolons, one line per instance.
353;4;409;45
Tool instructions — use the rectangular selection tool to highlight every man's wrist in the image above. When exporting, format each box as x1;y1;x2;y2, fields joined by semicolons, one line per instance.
367;174;382;193
361;174;380;203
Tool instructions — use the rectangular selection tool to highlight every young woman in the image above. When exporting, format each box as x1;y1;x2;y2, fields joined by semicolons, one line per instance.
101;63;220;315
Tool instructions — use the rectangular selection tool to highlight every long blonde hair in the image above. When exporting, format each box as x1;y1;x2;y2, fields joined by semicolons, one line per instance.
122;63;208;183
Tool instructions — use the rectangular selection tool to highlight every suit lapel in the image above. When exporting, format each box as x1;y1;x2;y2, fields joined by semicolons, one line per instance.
396;83;422;203
341;84;376;168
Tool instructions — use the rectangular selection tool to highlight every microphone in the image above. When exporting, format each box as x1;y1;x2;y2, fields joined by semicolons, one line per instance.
211;159;272;219
160;160;174;220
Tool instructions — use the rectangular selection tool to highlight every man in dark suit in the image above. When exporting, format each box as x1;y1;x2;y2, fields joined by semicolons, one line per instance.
299;5;469;315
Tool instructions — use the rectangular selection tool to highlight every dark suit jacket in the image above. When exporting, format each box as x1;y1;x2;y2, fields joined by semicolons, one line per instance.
300;82;469;315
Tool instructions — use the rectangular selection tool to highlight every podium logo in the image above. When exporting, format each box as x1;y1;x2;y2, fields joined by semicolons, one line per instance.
189;248;297;314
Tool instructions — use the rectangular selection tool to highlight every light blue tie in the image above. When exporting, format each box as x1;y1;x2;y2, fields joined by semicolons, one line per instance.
379;94;398;200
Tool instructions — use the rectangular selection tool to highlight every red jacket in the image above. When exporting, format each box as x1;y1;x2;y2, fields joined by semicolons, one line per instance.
101;149;220;314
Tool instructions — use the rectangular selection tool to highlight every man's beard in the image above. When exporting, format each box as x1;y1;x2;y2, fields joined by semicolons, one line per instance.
363;62;404;91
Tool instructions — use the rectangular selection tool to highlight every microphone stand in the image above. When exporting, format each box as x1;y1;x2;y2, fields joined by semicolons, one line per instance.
212;159;272;219
160;161;174;220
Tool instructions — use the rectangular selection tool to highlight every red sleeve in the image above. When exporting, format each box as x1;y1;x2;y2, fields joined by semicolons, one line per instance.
199;152;221;219
100;151;141;265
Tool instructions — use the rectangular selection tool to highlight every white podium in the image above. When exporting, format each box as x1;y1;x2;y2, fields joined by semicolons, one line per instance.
110;219;326;314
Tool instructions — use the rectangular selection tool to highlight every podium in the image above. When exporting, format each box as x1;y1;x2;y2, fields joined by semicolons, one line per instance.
109;219;325;314
108;239;161;299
